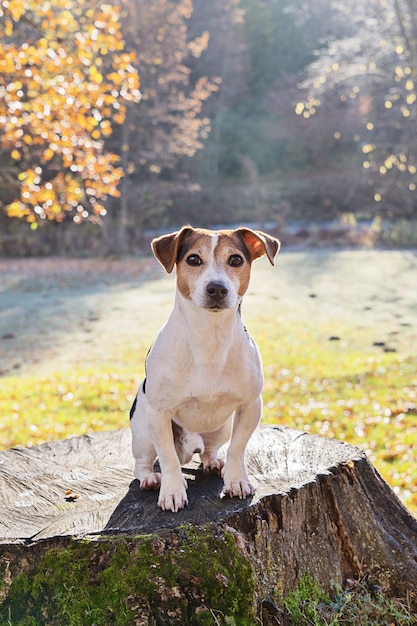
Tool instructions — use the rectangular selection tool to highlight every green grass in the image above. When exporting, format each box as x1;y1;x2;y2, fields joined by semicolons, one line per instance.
0;367;139;449
284;573;415;625
257;316;417;515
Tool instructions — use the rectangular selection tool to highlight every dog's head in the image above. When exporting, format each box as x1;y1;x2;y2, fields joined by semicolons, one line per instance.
151;226;280;311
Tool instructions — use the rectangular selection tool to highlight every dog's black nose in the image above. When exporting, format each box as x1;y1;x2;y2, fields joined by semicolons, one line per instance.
206;281;228;302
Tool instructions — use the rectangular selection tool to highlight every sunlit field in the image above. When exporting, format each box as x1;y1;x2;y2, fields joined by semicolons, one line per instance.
1;251;416;515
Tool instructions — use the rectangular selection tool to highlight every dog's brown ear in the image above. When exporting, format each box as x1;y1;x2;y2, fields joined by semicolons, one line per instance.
236;228;280;265
151;226;193;273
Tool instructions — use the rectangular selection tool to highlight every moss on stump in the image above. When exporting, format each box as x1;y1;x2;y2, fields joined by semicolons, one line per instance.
0;525;254;626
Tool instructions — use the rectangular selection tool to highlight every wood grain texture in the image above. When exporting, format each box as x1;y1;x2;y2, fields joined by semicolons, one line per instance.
1;425;416;621
0;426;361;542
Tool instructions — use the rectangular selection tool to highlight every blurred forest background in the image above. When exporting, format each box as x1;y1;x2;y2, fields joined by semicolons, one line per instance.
1;0;417;256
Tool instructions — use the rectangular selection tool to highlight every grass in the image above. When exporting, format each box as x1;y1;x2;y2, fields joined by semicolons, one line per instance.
0;367;139;448
283;573;415;625
257;315;417;515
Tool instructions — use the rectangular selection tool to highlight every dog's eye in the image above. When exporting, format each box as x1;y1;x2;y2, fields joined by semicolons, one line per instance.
186;254;203;267
228;254;244;267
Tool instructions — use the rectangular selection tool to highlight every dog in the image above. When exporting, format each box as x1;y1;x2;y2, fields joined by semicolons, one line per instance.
130;226;280;512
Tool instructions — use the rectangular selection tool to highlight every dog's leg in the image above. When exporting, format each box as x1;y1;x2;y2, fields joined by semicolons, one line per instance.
200;417;233;474
131;393;188;511
149;418;189;512
130;392;161;490
222;396;262;499
172;421;205;465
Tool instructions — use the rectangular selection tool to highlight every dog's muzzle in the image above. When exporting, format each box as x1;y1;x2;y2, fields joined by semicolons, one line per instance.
205;281;229;309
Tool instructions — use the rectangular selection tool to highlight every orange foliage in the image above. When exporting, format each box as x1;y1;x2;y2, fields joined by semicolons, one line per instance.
0;0;140;225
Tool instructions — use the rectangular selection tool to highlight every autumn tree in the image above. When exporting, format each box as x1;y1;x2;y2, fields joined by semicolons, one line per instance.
297;0;417;217
101;0;219;251
0;0;140;229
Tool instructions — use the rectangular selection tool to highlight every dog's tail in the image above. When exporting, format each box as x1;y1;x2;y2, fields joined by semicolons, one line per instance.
172;421;205;465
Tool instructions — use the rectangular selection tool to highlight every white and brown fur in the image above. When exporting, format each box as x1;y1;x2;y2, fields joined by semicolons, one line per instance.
130;226;280;512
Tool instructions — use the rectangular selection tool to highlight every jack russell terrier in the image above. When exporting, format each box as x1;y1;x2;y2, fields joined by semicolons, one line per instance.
130;226;280;512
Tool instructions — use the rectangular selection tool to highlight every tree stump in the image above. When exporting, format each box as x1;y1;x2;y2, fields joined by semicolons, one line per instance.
1;426;416;624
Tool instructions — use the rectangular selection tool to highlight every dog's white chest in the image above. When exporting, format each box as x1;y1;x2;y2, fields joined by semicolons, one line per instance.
175;391;239;433
146;315;263;432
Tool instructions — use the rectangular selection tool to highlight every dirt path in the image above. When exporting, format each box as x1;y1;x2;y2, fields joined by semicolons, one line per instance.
0;250;416;376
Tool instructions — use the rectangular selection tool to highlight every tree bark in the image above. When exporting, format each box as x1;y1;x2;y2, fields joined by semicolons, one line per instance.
1;426;416;624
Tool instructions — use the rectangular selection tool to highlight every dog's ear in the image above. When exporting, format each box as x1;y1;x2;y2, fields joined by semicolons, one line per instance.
151;226;193;273
236;228;280;265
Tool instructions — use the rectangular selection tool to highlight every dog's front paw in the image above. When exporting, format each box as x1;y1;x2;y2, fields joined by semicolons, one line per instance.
222;475;255;500
158;476;188;512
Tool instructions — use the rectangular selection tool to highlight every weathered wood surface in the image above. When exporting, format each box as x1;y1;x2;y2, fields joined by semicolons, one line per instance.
1;426;361;542
1;425;417;623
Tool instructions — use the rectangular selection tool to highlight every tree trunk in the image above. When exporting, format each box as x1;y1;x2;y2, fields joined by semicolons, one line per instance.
239;154;265;230
1;426;416;624
116;104;133;255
